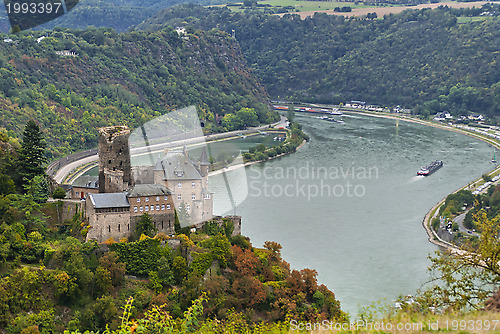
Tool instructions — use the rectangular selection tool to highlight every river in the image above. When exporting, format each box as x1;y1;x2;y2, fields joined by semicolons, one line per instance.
209;112;495;316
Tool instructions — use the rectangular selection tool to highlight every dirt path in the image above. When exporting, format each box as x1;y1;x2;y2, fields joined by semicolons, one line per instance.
278;1;490;19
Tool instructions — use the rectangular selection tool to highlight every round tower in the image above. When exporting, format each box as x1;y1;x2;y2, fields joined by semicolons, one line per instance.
98;126;133;193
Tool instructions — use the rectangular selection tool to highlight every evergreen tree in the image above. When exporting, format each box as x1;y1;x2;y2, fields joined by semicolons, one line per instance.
13;176;48;233
157;256;174;286
18;121;47;185
135;213;157;238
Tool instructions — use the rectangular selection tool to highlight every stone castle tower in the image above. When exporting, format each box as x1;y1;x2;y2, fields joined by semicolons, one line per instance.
98;126;133;193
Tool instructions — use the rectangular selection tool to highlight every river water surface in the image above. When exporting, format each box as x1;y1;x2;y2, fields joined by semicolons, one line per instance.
209;113;495;316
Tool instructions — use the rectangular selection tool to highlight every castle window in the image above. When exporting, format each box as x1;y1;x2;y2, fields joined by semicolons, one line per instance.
178;182;182;188
128;224;130;231
161;204;165;210
140;206;143;212
169;220;171;227
150;205;154;211
192;194;195;200
164;196;168;200
145;206;149;211
161;221;164;229
108;225;111;233
186;205;191;212
204;194;211;199
167;204;171;210
156;205;160;210
156;196;160;201
134;207;138;212
192;182;196;188
137;198;140;203
177;194;181;200
118;224;121;232
145;197;149;202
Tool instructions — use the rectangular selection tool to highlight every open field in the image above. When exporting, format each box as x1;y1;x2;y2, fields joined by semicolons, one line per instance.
457;15;491;23
274;0;491;18
258;0;373;12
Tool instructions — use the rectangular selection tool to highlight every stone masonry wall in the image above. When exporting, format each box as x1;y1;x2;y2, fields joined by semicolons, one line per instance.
98;126;132;193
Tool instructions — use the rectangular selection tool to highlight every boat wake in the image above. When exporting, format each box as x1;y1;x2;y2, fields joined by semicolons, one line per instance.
408;175;424;183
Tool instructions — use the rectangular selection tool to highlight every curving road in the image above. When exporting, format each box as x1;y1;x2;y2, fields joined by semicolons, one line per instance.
52;117;287;185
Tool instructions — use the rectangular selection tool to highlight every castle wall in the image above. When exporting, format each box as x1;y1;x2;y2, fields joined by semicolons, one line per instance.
163;179;209;226
132;166;154;184
103;169;126;193
86;210;131;243
153;169;164;185
201;195;214;223
129;194;175;217
71;186;99;200
85;196;131;243
98;126;132;193
130;212;176;235
226;215;242;236
61;201;83;222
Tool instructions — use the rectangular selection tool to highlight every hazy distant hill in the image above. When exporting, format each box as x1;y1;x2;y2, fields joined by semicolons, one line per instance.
137;4;500;116
0;27;274;158
0;0;238;33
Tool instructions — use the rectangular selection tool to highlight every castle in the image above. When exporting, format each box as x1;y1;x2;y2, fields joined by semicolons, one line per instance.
82;125;234;243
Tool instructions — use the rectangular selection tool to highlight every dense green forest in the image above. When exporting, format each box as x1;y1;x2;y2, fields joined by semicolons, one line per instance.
0;27;277;159
137;4;500;116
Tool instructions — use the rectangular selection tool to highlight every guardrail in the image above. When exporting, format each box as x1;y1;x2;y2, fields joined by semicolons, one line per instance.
46;148;98;178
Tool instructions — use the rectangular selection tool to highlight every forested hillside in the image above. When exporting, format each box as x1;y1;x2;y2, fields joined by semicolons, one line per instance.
0;27;276;158
0;129;343;331
138;4;500;116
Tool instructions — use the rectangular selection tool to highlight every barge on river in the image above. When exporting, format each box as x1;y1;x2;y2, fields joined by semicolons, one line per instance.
417;160;443;176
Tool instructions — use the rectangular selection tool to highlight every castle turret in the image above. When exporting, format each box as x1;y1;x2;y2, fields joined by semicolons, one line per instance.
199;147;210;177
98;126;133;193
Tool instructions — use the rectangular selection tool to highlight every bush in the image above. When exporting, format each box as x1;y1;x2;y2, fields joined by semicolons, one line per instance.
255;152;268;161
109;238;164;276
230;235;251;250
431;217;440;231
483;174;492;182
243;152;253;161
190;252;213;275
52;187;66;199
463;210;476;230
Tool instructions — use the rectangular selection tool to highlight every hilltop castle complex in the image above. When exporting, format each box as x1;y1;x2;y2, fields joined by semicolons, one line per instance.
77;125;237;243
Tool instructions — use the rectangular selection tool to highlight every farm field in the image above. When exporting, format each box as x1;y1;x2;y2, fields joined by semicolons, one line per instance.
275;0;491;18
220;0;491;17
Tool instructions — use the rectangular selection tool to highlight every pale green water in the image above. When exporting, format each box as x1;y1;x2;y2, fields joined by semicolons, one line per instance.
209;113;495;316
